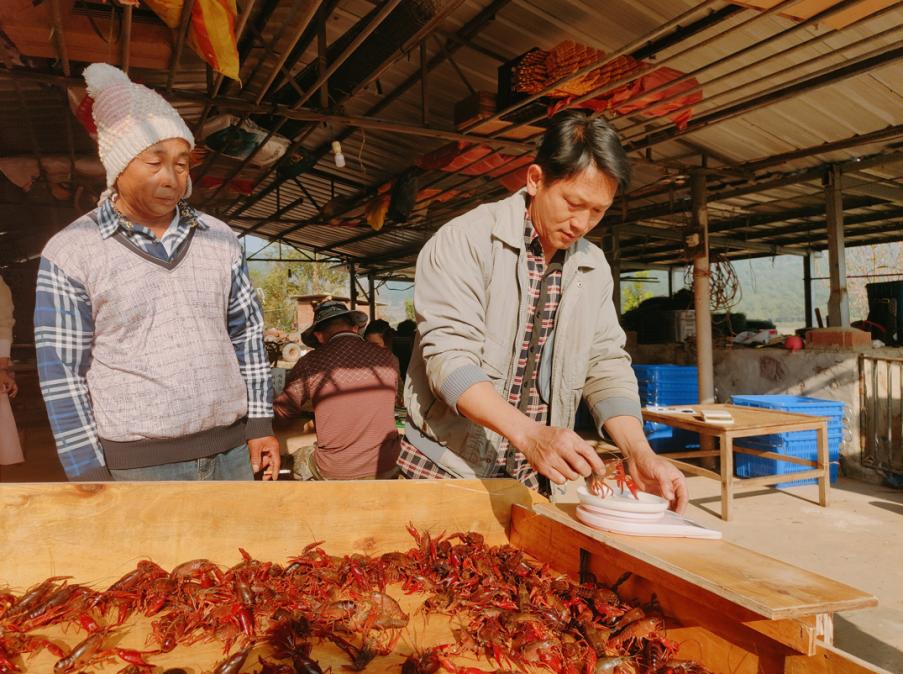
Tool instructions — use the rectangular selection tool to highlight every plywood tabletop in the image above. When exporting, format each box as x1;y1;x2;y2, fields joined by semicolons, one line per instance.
642;403;830;434
0;480;539;588
528;503;877;620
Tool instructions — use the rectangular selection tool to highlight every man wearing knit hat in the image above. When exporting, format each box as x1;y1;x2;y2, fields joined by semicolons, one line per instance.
34;63;280;481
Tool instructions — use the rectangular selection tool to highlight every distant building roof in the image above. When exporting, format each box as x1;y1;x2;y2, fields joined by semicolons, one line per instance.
293;294;386;307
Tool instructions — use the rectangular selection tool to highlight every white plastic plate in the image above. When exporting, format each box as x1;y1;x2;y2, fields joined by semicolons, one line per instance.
576;505;722;539
578;503;665;522
577;485;669;514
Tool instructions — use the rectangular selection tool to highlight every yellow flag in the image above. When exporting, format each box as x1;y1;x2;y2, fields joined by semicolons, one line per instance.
144;0;240;82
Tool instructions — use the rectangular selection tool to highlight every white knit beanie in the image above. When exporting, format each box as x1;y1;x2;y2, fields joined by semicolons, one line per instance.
83;63;195;203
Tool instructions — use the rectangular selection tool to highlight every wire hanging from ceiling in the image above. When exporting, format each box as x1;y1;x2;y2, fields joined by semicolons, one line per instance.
684;251;742;312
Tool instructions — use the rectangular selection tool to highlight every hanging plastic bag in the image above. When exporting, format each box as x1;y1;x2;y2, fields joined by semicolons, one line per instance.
199;114;289;167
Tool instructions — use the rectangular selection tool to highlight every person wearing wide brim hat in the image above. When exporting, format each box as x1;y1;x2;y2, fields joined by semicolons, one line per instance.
275;300;402;481
301;300;368;348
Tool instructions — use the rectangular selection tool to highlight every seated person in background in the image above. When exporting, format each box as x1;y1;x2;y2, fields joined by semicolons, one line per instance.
364;319;395;350
365;319;403;405
274;301;401;480
392;319;417;382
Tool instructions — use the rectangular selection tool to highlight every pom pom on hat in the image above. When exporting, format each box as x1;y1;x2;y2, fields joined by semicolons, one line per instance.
83;63;132;98
83;62;195;200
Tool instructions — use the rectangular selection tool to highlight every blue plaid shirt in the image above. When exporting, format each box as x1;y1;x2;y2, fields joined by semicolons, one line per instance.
34;199;273;480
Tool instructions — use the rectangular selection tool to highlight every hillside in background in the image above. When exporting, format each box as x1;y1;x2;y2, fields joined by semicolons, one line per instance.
244;235;903;334
628;242;903;331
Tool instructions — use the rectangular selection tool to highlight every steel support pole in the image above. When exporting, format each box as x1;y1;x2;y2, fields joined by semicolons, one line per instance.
691;171;714;405
804;253;813;328
368;273;376;321
825;165;850;327
349;263;358;309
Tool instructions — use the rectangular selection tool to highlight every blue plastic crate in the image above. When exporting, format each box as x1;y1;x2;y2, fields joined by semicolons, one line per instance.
641;395;699;407
638;385;698;404
635;365;698;406
735;453;839;488
634;365;699;450
633;364;698;381
645;427;677;452
731;395;844;487
637;378;698;387
673;428;700;450
645;428;700;453
638;383;699;395
643;424;700;453
740;431;842;454
730;395;845;419
638;389;699;401
644;420;669;434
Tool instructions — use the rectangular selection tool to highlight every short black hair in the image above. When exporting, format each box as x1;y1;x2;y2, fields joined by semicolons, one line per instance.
364;319;391;335
534;110;631;191
364;319;395;349
396;319;417;336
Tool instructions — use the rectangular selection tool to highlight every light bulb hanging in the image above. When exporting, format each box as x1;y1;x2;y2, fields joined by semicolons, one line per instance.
331;140;346;169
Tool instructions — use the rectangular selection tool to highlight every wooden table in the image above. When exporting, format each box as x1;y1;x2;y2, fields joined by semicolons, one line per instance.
0;481;879;673
642;403;831;521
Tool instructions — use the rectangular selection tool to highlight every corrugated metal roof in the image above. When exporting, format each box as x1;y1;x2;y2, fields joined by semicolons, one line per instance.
1;0;902;276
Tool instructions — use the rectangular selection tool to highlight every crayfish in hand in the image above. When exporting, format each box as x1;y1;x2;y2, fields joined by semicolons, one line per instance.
587;458;639;500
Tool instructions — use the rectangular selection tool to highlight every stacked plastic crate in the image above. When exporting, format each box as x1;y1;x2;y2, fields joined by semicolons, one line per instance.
731;395;844;487
632;364;699;452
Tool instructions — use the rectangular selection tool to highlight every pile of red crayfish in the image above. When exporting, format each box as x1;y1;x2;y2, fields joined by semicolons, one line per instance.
0;526;710;674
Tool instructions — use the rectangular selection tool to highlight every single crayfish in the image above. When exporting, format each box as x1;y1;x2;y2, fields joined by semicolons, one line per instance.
587;458;639;500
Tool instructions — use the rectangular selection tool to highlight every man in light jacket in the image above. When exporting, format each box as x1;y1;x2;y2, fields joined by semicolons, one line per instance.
399;110;687;511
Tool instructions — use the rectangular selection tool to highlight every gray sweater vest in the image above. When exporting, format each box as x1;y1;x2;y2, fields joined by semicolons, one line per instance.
41;211;249;469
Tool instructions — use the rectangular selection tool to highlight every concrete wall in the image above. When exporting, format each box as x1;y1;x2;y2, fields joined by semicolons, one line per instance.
630;343;903;482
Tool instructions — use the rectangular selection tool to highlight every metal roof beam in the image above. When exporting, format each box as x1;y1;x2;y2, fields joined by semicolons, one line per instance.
616;0;903;143
198;0;402;207
618;207;903;262
621;128;903;207
606;223;806;257
253;1;322;105
627;41;903;153
166;0;197;94
227;0;517;224
844;172;903;207
739;125;903;174
48;0;71;77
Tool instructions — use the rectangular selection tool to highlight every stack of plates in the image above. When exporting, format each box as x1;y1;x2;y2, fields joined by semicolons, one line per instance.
575;486;721;539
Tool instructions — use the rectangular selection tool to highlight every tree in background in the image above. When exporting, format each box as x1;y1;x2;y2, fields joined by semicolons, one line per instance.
248;247;348;331
621;271;654;313
404;298;416;321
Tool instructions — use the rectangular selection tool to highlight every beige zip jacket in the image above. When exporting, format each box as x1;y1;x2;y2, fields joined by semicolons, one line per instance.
404;189;640;483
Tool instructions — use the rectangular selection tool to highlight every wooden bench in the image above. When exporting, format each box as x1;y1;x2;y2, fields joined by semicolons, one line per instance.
0;480;881;673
